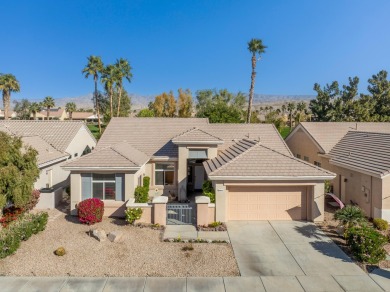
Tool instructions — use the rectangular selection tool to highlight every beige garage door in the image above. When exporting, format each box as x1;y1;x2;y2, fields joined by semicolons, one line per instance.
228;186;307;220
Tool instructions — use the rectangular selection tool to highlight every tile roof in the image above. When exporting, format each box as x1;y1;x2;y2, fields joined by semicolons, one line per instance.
71;112;97;119
204;139;335;179
38;108;65;118
21;136;68;166
172;127;223;144
293;122;390;153
63;142;149;169
329;131;390;177
96;117;291;157
0;120;94;152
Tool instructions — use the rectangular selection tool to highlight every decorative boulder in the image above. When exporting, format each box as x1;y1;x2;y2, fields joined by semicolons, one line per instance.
108;230;124;243
91;228;107;242
54;247;66;256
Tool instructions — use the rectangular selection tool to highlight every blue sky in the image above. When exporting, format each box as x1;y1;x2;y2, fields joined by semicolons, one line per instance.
1;0;390;100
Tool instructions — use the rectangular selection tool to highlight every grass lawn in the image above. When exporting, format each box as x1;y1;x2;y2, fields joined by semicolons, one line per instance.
279;126;292;139
87;124;105;140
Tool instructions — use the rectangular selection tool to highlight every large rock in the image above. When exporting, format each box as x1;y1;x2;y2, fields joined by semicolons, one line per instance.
91;228;107;242
108;230;124;243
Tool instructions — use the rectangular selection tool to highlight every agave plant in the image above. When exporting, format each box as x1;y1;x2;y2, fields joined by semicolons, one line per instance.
334;205;367;228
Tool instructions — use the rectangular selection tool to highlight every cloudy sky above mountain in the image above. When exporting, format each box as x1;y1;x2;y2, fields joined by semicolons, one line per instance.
2;1;389;100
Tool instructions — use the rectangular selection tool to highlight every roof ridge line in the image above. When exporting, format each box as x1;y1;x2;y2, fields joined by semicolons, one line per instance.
111;143;148;166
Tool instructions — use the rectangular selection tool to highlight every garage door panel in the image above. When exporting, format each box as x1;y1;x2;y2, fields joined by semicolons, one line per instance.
228;187;306;221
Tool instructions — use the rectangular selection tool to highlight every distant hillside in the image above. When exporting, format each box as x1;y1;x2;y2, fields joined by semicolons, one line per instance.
32;93;315;110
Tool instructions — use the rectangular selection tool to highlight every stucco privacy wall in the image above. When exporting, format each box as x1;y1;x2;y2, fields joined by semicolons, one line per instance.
213;181;326;222
34;162;69;189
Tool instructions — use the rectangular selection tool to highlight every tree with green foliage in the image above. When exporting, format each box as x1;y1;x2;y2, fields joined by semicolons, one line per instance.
42;96;55;120
101;64;116;118
82;55;104;133
309;81;339;121
99;89;131;123
368;70;390;121
287;102;296;129
0;132;40;211
177;88;193;117
29;102;41;120
196;89;246;123
136;108;155;117
246;38;267;123
0;74;20;120
13;99;31;120
113;58;132;117
65;102;77;120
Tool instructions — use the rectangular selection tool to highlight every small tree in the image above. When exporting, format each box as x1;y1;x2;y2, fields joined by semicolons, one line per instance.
0;132;39;212
334;205;367;228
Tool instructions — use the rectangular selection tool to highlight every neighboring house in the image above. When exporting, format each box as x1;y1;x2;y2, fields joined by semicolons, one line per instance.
0;120;96;208
285;122;390;220
70;111;98;123
63;118;334;222
33;108;67;120
0;109;17;119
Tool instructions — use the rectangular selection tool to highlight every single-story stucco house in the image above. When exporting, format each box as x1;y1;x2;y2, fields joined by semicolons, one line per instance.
63;118;334;223
285;122;390;220
0;120;96;208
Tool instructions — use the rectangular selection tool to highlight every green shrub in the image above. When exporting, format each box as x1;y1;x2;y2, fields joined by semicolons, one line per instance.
208;221;222;228
134;186;149;203
324;180;332;193
373;218;389;231
0;212;48;259
125;208;143;224
202;180;215;203
346;225;387;264
143;176;150;189
334;205;367;228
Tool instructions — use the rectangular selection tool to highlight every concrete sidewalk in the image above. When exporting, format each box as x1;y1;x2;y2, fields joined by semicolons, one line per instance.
1;274;389;292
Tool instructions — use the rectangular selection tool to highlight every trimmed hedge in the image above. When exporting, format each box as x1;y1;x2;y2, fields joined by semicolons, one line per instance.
0;212;48;259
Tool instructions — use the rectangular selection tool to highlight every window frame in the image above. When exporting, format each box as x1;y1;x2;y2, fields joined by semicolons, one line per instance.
154;163;175;186
91;173;116;200
314;161;322;167
296;154;301;159
304;156;309;162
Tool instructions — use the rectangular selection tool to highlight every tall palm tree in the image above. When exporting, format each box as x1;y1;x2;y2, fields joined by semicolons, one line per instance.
246;38;267;123
82;56;104;133
42;96;55;120
65;102;77;120
114;58;132;117
101;64;116;118
0;74;20;120
287;102;296;130
29;102;41;120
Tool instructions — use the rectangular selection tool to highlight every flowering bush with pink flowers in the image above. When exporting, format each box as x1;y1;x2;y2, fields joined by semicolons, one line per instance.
77;198;104;225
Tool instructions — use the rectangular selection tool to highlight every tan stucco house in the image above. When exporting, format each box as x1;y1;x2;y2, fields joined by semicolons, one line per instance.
0;120;96;208
285;122;390;220
63;118;335;222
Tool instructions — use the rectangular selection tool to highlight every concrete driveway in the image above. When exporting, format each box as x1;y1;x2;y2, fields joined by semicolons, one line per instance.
227;221;366;277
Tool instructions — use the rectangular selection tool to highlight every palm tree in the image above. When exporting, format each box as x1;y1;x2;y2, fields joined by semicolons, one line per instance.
101;64;116;118
296;101;307;113
281;104;287;115
42;96;55;120
29;102;41;120
113;58;132;117
0;74;20;120
65;102;77;120
246;38;267;123
82;56;104;133
287;102;296;130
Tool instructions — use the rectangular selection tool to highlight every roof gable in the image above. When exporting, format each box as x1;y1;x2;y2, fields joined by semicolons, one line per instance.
172;127;223;144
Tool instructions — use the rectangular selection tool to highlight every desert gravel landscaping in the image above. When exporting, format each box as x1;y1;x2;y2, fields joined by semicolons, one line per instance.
0;208;239;277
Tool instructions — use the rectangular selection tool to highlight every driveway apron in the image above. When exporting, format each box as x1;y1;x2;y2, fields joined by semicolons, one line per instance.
227;221;367;277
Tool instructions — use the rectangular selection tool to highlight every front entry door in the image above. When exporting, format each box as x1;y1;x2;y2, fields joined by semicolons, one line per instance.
194;166;205;190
